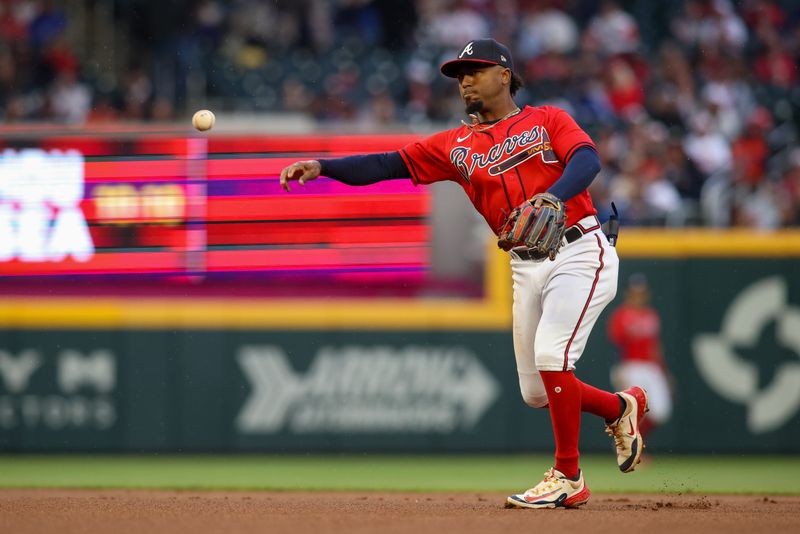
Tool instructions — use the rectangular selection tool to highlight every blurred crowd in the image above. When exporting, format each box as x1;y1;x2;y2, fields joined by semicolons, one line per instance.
1;0;800;227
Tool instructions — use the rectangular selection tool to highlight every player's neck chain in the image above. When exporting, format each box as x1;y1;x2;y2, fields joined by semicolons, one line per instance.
462;107;522;131
492;107;522;123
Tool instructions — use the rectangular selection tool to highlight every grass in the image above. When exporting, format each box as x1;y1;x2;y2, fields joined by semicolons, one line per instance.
0;454;798;495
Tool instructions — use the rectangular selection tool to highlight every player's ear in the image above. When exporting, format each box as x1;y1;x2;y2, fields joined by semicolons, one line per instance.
501;67;511;87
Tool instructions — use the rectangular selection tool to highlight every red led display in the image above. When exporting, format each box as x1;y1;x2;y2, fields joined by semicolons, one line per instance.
0;134;431;296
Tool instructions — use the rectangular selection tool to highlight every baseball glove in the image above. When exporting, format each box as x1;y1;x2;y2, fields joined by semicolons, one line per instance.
497;192;567;260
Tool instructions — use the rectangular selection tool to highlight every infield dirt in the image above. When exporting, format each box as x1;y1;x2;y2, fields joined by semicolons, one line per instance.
1;489;798;534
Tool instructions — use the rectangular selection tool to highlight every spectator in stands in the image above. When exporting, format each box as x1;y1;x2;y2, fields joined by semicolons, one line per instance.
517;1;579;59
672;0;748;52
420;0;489;48
753;27;797;91
121;64;153;121
48;68;90;124
779;150;800;226
661;137;705;202
28;0;66;49
604;57;645;118
684;112;733;178
732;107;772;186
584;0;641;56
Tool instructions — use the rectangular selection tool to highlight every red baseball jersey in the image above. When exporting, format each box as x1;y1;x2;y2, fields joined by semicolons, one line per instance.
607;305;662;363
399;105;597;233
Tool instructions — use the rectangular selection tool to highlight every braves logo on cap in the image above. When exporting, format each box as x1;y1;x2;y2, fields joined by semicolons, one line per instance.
441;38;515;78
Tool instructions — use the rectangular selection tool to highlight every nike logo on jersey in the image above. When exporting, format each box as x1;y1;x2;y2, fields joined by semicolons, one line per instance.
456;132;473;142
449;125;558;182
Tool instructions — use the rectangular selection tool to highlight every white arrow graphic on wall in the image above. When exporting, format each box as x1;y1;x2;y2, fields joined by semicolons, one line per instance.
236;344;500;434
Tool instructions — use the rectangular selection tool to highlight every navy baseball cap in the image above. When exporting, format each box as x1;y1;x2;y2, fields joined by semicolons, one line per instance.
628;273;649;288
440;38;515;78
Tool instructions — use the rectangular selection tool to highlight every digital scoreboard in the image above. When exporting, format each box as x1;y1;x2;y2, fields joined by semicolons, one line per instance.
0;133;432;297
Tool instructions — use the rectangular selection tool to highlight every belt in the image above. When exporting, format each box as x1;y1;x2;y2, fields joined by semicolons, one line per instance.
512;226;586;261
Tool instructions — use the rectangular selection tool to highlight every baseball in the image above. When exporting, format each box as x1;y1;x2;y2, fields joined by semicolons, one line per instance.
192;109;215;131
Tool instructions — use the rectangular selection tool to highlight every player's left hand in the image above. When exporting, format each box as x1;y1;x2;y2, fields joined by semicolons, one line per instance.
497;192;567;260
280;160;321;191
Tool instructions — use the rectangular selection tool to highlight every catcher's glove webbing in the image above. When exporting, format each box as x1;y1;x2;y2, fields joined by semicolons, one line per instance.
497;192;567;260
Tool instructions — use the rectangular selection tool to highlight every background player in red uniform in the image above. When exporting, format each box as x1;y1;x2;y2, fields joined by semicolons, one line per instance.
608;273;672;438
280;39;648;509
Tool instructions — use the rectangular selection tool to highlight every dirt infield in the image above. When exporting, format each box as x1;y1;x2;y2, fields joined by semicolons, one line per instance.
1;490;798;534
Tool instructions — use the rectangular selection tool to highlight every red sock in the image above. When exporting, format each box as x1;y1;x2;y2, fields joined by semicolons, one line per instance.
539;370;581;479
578;380;621;422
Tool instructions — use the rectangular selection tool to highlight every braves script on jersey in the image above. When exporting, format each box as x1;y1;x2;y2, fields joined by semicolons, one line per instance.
399;105;597;232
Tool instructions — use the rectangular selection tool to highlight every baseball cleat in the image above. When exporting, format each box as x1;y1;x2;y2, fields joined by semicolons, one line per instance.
605;386;649;473
505;468;591;509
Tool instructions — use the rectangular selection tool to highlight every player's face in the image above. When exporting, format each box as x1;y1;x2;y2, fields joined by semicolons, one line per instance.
456;64;509;115
626;286;650;307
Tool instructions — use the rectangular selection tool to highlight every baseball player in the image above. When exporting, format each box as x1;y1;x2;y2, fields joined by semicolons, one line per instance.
280;38;648;509
608;273;673;438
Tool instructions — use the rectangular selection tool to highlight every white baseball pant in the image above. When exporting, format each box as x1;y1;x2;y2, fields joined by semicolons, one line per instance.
510;216;619;408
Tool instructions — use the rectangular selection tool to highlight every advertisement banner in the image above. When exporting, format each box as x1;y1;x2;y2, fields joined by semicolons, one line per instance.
0;135;435;299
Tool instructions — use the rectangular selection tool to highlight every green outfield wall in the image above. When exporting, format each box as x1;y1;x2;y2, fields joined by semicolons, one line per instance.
1;254;799;453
